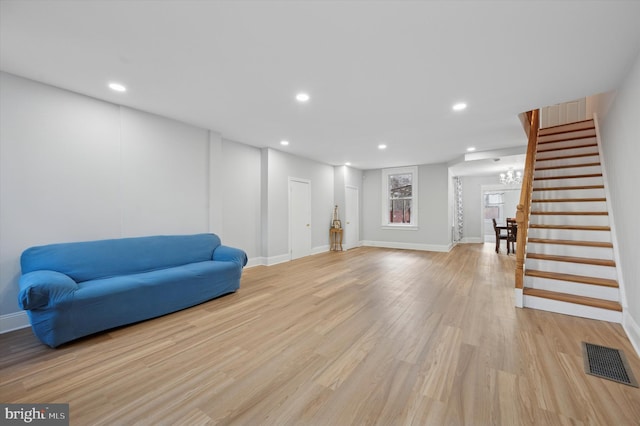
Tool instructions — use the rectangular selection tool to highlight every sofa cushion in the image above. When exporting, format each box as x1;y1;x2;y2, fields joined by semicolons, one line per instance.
70;260;240;337
21;234;221;282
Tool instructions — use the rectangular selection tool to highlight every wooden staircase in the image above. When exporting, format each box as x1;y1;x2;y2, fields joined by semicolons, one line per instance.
521;118;622;322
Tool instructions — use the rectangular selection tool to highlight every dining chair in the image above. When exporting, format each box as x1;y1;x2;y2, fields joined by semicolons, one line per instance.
492;218;508;254
506;218;517;254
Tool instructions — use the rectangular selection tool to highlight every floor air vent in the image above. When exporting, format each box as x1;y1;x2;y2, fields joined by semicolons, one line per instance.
582;342;638;387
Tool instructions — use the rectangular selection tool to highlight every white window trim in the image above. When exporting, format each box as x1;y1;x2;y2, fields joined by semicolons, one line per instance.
381;166;418;230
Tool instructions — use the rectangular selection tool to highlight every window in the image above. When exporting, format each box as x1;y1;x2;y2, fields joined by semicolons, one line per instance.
484;192;504;221
381;166;418;229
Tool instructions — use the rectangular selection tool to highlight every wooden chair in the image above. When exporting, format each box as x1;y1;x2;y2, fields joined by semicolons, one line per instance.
492;218;508;254
506;218;517;254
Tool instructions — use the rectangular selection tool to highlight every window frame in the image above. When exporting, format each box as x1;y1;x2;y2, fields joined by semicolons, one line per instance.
381;166;419;230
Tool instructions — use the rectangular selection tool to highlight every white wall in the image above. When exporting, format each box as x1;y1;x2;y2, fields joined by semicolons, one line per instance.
333;166;364;249
0;72;263;328
345;166;364;242
263;148;335;263
460;175;499;241
119;107;210;235
362;163;451;251
333;166;346;225
222;139;262;260
333;166;364;222
598;51;640;355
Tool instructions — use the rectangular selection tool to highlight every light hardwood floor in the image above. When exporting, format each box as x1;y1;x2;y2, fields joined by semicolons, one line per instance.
1;244;639;425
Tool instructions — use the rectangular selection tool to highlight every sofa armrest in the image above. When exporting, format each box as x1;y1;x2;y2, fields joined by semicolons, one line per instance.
212;245;248;268
18;270;78;310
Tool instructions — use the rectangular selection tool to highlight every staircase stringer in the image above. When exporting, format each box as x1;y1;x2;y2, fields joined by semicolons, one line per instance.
593;113;628;310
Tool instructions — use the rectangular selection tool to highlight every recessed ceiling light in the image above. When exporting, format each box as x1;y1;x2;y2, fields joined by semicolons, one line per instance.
108;82;127;92
467;147;476;152
295;92;310;102
345;162;352;166
280;140;289;146
453;102;467;111
378;144;387;150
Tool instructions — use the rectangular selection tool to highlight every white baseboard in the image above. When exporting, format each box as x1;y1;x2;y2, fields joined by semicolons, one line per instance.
343;240;364;251
266;253;290;266
311;245;330;255
245;257;266;268
248;242;359;267
362;240;453;253
0;311;30;333
514;288;523;308
623;311;640;358
460;237;484;244
247;254;288;267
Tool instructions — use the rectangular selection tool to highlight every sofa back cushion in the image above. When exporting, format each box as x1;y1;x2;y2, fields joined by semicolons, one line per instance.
21;234;221;282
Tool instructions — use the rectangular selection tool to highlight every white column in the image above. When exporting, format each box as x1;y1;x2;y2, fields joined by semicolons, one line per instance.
208;131;223;237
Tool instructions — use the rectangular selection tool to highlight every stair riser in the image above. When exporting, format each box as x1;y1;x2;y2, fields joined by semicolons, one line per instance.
536;146;599;160
524;276;619;301
523;296;622;323
534;165;602;179
538;121;594;135
524;259;617;280
529;201;607;212
529;215;610;227
533;176;604;188
536;155;600;169
526;243;614;260
537;129;596;144
527;228;612;242
536;137;597;152
531;188;605;200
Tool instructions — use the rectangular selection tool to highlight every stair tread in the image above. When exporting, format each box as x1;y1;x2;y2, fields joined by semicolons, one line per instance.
527;252;615;267
523;288;621;311
532;185;604;191
530;211;608;215
535;162;600;171
534;173;603;181
537;133;596;144
527;238;613;248
525;269;618;287
531;198;606;203
535;152;599;162
537;142;598;153
538;120;594;136
530;224;610;230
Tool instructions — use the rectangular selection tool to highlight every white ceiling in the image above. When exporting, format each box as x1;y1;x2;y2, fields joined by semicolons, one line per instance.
1;1;639;172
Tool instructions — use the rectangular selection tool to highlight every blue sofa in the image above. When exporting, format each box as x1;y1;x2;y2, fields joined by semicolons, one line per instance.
18;233;247;347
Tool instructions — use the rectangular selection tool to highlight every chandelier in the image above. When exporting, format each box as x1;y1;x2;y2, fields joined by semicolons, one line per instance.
500;169;522;185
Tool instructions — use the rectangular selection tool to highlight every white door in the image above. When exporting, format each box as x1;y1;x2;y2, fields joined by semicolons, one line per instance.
289;178;311;260
345;186;359;249
541;98;586;128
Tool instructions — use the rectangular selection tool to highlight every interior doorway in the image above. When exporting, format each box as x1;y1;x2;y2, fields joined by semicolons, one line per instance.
481;186;520;242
